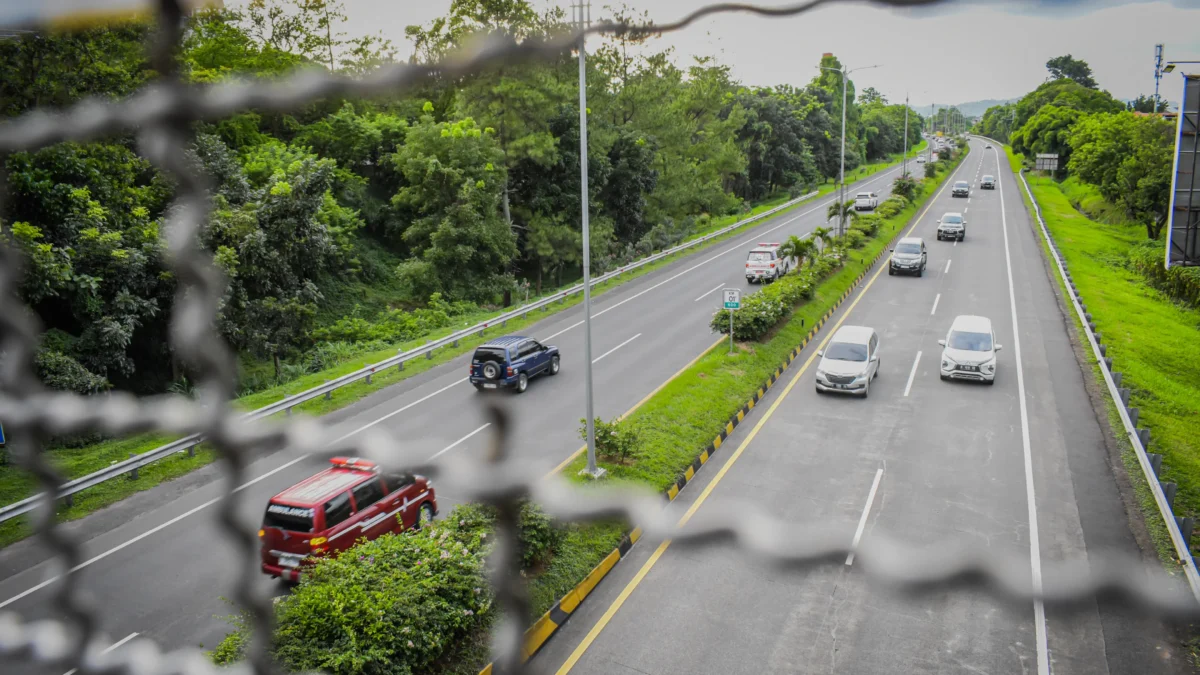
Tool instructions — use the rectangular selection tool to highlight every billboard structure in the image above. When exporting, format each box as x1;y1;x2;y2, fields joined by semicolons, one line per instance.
1035;154;1060;172
1167;73;1199;268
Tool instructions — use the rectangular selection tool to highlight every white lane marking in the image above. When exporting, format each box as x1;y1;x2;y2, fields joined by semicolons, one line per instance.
963;207;968;213
903;351;922;397
846;468;884;565
930;293;941;316
593;333;642;363
63;632;141;675
954;239;958;248
944;259;952;274
693;282;727;302
0;167;911;608
428;423;490;461
996;148;1050;675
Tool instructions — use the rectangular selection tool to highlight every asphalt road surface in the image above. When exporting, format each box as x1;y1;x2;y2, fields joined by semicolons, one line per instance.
535;138;1190;675
0;152;923;665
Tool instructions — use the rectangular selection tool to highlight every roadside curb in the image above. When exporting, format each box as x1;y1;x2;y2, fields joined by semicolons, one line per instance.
480;248;890;675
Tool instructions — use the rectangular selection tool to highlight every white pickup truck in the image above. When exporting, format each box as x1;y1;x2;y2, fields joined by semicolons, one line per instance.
854;191;879;211
745;242;789;283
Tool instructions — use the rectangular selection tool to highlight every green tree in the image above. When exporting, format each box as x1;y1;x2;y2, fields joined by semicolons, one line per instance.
779;235;817;268
1046;54;1098;89
1011;104;1084;170
859;87;887;105
811;225;833;252
1126;94;1170;114
1067;111;1176;237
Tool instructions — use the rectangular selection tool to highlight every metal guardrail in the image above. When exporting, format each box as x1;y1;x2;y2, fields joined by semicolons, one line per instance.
0;187;828;524
1006;147;1200;602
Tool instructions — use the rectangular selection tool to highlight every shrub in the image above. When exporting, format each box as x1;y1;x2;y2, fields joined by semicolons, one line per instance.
449;501;565;568
851;214;881;236
582;417;642;464
35;349;111;394
924;161;938;178
843;229;866;249
213;506;492;674
1129;239;1200;308
892;174;919;200
709;254;839;340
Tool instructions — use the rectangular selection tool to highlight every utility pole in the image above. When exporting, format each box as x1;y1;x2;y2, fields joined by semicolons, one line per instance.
1154;43;1165;113
929;103;935;161
820;61;880;237
902;92;909;178
573;0;604;480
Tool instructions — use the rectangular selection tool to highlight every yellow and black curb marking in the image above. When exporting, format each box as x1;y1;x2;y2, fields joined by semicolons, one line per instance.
480;249;888;674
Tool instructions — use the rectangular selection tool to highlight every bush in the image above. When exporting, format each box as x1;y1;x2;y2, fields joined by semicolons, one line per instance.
924;161;938;178
450;501;565;568
843;229;866;249
582;417;642;464
1129;239;1200;308
35;349;110;394
709;255;839;340
851;214;881;236
892;174;919;200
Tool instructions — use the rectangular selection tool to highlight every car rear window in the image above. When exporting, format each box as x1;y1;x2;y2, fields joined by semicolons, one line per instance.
473;347;506;363
948;330;993;351
856;193;871;199
263;503;314;532
747;251;774;262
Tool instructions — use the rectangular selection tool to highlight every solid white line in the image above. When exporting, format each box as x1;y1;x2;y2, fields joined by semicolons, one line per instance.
903;351;922;397
996;148;1050;675
428;423;490;461
930;294;940;316
64;632;140;675
593;333;642;363
845;468;884;565
944;259;952;274
693;282;726;302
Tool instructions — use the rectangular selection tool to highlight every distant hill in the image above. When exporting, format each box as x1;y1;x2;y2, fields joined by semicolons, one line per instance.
912;98;1018;118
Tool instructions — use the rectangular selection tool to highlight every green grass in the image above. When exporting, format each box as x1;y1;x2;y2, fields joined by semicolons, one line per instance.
563;145;965;489
0;149;923;549
1006;146;1200;560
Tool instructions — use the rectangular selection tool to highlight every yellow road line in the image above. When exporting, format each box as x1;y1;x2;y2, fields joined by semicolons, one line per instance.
553;158;964;675
546;335;725;478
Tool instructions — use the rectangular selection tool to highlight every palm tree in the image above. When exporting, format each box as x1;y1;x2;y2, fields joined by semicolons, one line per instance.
826;199;857;236
811;226;833;253
779;235;816;269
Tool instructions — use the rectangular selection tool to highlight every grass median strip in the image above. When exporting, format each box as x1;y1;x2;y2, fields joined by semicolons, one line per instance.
0;143;925;550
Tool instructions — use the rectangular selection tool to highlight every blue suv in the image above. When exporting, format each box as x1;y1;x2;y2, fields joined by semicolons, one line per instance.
470;336;560;393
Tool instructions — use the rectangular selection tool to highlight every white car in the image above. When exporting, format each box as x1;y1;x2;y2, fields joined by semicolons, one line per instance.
854;191;879;211
916;155;927;164
815;325;880;397
938;315;1001;384
745;242;789;283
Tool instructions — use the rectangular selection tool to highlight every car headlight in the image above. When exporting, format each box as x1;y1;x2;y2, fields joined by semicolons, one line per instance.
941;356;956;370
981;358;996;372
816;369;828;379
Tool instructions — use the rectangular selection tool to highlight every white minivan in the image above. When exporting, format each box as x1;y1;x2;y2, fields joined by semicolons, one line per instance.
815;325;880;397
938;315;1001;384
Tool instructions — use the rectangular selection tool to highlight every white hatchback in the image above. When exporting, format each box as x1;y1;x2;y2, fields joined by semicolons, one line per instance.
815;325;880;397
938;315;1002;384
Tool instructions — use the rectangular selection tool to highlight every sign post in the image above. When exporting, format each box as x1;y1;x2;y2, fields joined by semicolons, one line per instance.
723;289;741;354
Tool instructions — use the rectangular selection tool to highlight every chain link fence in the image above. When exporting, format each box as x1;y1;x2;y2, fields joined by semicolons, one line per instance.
0;1;1197;675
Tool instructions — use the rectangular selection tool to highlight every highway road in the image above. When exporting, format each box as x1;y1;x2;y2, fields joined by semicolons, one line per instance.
535;137;1189;675
0;151;922;664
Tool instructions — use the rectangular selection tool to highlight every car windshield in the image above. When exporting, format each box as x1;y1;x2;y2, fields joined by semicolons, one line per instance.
895;242;921;254
983;176;994;181
955;182;969;188
943;215;963;224
824;341;868;362
948;330;993;351
263;504;313;532
747;252;773;262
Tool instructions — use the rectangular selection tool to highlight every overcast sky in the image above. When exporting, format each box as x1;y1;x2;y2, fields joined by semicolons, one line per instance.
306;0;1200;109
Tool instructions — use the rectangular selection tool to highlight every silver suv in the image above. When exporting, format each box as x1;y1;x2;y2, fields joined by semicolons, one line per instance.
936;212;966;241
889;237;927;276
815;325;880;397
938;315;1001;384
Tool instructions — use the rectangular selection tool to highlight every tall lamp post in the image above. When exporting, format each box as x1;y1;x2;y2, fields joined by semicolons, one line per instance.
572;0;604;479
820;63;880;237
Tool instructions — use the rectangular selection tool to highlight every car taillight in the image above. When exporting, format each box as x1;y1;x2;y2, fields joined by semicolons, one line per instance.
769;263;775;268
745;263;750;267
257;529;265;538
506;367;514;376
310;536;327;553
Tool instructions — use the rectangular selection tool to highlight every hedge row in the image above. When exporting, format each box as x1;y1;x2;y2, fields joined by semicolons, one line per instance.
211;502;560;675
1128;239;1200;309
708;254;840;340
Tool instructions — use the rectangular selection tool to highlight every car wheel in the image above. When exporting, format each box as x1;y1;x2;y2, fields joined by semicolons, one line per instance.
549;355;560;375
986;377;995;386
415;503;435;530
889;267;895;276
940;374;949;381
815;385;823;395
917;267;923;277
482;362;500;380
861;379;870;398
515;372;528;393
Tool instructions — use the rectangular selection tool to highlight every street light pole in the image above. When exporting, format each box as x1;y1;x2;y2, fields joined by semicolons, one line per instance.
819;63;879;238
902;92;909;178
574;0;604;479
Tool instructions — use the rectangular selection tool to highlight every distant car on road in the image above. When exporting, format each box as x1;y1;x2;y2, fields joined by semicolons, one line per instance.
260;457;437;582
745;242;789;283
916;155;927;164
854;191;879;211
981;175;996;189
937;212;966;241
889;237;927;276
939;315;1001;384
985;143;994;149
815;325;880;397
952;180;971;198
470;335;560;393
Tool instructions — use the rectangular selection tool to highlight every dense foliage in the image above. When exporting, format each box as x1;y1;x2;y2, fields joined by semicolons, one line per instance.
976;55;1174;237
1;0;923;398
